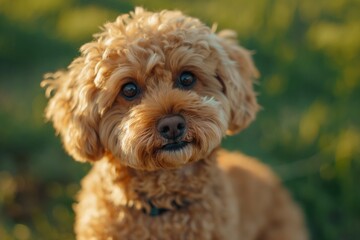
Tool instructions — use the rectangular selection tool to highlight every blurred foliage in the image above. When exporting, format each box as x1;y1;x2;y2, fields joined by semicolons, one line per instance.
0;0;359;239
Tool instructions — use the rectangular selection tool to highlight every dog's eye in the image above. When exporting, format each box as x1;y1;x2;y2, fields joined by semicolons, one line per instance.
121;82;139;100
177;71;196;89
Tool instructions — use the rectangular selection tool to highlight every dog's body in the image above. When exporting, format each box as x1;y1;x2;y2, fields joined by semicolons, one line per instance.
75;151;306;240
42;8;308;240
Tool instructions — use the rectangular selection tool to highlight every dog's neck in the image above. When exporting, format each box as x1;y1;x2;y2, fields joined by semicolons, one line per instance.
101;150;220;215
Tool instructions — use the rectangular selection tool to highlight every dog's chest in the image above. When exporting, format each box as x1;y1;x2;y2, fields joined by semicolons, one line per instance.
110;197;238;240
75;160;239;239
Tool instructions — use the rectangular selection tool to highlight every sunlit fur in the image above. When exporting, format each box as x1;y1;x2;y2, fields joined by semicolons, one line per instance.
42;7;308;240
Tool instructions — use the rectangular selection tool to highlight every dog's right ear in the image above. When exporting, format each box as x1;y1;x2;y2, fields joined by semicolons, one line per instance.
41;52;105;162
213;30;260;135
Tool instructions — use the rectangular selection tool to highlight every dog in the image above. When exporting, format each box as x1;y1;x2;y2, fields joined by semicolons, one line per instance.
42;7;308;240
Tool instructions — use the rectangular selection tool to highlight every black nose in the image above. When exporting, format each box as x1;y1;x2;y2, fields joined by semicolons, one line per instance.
157;115;186;140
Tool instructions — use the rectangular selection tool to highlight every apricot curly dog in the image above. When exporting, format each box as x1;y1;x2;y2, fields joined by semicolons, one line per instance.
42;7;308;240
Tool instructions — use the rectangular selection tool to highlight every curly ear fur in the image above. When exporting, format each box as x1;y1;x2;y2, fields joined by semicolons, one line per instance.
215;30;260;135
41;49;105;162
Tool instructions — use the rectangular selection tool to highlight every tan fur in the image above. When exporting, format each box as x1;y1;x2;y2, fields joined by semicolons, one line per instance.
42;7;308;239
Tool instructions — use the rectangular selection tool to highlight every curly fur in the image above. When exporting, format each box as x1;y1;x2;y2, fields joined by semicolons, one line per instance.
42;7;308;240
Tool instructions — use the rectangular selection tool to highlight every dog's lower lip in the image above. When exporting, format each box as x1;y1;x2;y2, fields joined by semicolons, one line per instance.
161;142;189;151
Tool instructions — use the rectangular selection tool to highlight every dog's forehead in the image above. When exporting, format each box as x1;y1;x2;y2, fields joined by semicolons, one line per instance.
107;28;215;83
93;10;218;81
102;10;214;66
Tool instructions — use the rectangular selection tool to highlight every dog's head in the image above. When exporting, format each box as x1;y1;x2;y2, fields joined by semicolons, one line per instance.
42;8;259;171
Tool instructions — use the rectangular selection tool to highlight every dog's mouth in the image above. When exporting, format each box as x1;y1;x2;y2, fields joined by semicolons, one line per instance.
161;141;190;151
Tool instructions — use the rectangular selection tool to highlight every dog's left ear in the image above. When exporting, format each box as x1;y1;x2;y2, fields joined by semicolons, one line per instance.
41;54;105;162
214;30;260;135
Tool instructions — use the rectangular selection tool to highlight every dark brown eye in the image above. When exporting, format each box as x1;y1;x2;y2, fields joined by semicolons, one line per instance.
177;71;196;89
121;82;139;100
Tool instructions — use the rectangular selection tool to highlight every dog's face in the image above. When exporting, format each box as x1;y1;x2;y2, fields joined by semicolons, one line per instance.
42;8;259;171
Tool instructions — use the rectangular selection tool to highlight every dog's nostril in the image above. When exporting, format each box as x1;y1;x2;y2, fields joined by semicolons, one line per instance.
157;115;186;140
161;126;170;134
177;123;185;131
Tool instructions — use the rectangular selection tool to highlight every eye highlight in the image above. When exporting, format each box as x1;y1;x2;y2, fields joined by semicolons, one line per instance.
121;82;139;100
176;71;197;89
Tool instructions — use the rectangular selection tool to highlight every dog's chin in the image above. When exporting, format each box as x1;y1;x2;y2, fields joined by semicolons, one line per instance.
122;142;205;171
160;141;190;152
156;142;195;168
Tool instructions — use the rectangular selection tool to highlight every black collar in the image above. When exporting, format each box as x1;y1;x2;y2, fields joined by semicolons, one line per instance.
143;200;190;217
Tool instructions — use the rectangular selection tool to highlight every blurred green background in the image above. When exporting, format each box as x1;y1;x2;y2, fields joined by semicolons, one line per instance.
0;0;359;239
